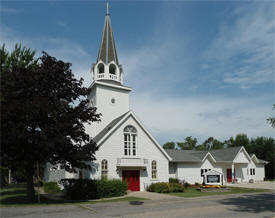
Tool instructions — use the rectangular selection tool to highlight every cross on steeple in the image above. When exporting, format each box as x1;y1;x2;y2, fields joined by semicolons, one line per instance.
106;2;110;15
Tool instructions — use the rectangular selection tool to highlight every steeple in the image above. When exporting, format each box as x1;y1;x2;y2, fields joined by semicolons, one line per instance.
92;3;124;84
97;2;119;65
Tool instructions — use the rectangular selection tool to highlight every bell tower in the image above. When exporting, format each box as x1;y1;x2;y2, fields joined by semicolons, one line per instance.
88;3;132;137
92;2;124;84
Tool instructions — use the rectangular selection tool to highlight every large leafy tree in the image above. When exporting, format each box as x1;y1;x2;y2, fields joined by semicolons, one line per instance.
198;137;224;150
163;141;176;149
1;45;101;202
177;136;197;150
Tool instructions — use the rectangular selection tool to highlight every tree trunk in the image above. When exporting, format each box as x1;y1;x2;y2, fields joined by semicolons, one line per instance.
26;163;35;203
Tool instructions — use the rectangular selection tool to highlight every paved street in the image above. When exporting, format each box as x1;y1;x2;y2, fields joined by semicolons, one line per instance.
1;192;275;218
227;181;275;190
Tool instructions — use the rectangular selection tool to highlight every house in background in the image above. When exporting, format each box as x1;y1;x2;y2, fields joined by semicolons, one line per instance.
44;4;268;191
166;146;267;184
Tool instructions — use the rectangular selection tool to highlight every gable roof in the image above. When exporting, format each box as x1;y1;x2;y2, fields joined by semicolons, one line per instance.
93;112;129;143
165;146;252;163
93;110;171;161
250;154;268;164
165;149;207;162
210;146;243;162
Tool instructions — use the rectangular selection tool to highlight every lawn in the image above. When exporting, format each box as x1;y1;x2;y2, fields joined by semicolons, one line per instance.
0;184;148;207
168;186;271;198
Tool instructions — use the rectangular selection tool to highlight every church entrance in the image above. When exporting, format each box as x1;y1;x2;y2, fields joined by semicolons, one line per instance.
122;170;140;191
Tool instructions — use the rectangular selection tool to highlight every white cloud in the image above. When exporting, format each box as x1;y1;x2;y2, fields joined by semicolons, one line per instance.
131;92;274;145
0;7;18;14
0;25;93;87
56;21;68;28
204;2;274;89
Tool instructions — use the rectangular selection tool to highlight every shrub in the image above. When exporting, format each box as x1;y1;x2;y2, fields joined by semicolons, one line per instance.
195;182;200;186
183;182;191;188
43;182;61;194
169;178;179;184
96;179;127;198
169;183;184;192
147;182;170;193
60;179;127;200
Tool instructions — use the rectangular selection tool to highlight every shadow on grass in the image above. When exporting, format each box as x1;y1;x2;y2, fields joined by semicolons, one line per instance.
219;193;275;214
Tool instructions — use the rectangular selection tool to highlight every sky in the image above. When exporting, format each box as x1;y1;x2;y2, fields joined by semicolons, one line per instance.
1;0;274;145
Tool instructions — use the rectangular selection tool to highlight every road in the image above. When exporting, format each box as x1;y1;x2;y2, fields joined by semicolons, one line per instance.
1;192;274;218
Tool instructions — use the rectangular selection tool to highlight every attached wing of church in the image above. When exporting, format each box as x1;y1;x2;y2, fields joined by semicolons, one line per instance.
44;4;268;191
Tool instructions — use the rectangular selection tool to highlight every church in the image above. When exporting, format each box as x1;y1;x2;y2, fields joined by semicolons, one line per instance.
44;4;267;191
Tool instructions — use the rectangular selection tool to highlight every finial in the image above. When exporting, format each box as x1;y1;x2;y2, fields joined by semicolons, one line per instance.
106;2;110;15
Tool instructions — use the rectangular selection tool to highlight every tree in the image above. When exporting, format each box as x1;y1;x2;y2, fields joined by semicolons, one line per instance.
199;137;224;150
1;45;101;202
250;137;275;179
267;104;275;128
177;136;197;150
163;142;176;149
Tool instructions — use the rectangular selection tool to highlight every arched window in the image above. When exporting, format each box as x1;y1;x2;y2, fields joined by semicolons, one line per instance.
152;160;157;179
98;63;105;74
109;64;116;74
101;159;108;180
123;125;137;156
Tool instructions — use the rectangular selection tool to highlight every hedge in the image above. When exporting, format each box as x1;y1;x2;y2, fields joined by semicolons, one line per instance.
43;182;61;194
147;182;184;193
60;179;127;200
169;178;180;184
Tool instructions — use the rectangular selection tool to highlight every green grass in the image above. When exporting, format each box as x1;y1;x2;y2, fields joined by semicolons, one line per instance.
0;184;148;207
168;187;272;198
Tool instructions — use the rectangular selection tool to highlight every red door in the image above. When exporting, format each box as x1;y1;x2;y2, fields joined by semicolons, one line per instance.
227;168;232;182
122;170;140;191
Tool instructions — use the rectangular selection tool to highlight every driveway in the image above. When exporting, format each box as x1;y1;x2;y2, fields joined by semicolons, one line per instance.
227;181;275;190
1;192;274;218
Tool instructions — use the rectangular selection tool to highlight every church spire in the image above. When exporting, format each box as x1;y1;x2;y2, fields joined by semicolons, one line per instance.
97;2;119;65
92;3;124;84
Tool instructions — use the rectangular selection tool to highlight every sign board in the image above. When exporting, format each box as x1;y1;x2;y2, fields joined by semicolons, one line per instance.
207;175;220;183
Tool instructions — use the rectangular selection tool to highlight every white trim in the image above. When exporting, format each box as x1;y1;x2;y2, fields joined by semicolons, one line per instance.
89;80;132;92
202;152;217;163
233;146;252;163
96;111;172;161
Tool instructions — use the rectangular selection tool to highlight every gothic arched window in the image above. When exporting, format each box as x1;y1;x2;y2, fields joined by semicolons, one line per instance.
98;63;105;74
152;160;157;179
109;64;116;74
101;159;108;180
123;125;137;156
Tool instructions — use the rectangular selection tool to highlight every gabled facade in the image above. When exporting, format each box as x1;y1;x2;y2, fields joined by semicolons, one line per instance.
166;146;267;184
44;4;268;190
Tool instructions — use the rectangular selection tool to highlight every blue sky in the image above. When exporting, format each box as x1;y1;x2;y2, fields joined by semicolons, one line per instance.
1;1;274;144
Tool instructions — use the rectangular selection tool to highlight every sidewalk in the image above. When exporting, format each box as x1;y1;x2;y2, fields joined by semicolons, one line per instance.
127;191;181;200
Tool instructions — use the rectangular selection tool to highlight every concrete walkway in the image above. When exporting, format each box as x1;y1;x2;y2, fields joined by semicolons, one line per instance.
127;191;181;200
227;181;275;190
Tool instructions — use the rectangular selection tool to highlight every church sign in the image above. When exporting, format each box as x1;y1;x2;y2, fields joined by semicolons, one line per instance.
204;170;223;185
207;175;220;183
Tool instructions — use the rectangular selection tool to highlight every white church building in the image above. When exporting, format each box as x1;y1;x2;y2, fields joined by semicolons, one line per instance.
45;4;267;191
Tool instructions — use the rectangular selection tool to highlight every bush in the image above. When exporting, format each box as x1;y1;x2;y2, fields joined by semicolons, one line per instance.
147;182;170;193
96;179;127;198
43;182;61;194
169;178;179;184
60;179;127;200
169;183;184;192
183;182;191;188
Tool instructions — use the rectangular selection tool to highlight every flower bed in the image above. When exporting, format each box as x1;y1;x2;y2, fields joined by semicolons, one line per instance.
198;185;231;192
